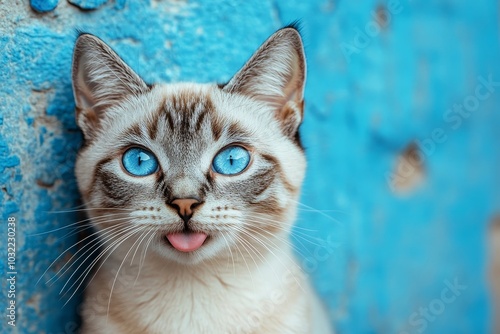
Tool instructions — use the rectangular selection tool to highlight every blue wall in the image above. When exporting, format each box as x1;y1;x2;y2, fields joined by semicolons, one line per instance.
1;0;499;333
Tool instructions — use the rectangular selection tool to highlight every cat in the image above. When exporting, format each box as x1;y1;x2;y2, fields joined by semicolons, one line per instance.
71;25;333;334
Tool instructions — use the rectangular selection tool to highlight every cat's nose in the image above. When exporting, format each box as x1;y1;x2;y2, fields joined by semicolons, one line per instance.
169;198;202;224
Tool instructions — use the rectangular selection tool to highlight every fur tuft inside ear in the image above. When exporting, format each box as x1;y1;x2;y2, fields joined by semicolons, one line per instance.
72;34;149;140
223;27;306;138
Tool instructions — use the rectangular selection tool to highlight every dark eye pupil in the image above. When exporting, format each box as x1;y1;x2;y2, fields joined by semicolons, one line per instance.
229;155;233;165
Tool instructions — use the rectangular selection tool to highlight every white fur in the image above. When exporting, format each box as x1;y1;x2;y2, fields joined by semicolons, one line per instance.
73;29;333;334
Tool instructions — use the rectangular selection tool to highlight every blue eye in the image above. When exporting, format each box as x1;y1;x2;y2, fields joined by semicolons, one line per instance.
122;147;159;176
212;146;251;175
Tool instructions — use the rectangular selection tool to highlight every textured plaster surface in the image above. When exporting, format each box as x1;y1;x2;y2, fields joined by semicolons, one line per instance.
0;0;499;333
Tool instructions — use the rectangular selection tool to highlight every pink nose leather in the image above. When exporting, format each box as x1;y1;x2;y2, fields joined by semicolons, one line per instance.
170;198;200;222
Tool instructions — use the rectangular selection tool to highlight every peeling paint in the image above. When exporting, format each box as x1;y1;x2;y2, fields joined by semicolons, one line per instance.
30;0;59;13
67;0;108;10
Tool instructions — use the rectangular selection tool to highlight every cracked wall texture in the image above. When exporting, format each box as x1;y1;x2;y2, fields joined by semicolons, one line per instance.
1;0;499;333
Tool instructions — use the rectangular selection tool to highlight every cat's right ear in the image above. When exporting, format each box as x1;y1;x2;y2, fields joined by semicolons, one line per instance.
72;34;149;140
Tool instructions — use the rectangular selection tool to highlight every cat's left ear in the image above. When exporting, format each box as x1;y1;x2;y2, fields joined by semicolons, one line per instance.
223;26;306;137
72;34;149;140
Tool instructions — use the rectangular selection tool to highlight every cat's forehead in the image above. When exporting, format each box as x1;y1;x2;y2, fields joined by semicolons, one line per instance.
158;86;222;142
108;84;272;163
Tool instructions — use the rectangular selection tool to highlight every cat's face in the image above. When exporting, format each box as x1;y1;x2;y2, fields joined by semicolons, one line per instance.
72;28;306;265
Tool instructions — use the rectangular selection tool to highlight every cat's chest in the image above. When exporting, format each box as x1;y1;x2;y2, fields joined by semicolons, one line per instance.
85;253;308;333
114;273;281;333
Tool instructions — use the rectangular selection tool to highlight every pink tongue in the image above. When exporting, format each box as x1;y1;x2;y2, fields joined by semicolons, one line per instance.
166;232;207;252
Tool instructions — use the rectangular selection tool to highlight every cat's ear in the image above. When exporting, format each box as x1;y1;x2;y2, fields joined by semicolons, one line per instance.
223;27;306;137
72;34;149;140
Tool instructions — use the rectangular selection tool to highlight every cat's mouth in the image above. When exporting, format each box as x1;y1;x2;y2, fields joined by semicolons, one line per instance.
163;231;208;252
